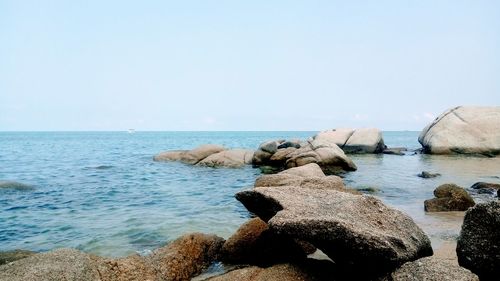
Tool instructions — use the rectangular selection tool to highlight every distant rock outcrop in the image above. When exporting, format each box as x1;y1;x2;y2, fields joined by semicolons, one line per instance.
314;128;385;154
154;145;254;168
418;106;500;155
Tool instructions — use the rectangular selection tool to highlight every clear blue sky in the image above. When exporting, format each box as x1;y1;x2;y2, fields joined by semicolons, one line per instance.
1;1;499;131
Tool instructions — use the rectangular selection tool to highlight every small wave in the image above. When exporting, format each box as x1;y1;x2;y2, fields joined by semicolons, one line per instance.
0;181;34;191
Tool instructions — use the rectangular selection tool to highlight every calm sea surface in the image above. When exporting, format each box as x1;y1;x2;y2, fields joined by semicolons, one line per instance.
1;131;499;257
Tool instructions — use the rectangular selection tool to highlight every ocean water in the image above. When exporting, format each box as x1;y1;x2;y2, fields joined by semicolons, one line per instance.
1;131;499;257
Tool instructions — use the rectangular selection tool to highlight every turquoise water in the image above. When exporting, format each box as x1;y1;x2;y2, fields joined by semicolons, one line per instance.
1;131;499;257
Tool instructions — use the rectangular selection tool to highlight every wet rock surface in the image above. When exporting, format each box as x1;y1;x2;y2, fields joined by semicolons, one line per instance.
424;183;475;212
236;186;433;277
457;201;500;281
417;171;441;178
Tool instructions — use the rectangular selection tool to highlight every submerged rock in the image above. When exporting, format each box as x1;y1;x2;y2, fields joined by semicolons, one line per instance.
383;147;407;156
424;183;475;212
0;250;35;265
384;256;479;281
417;171;441;178
457;201;500;280
418;106;500;155
0;181;33;190
470;182;500;195
221;218;311;266
197;149;254;168
252;139;357;174
236;186;433;277
149;232;225;281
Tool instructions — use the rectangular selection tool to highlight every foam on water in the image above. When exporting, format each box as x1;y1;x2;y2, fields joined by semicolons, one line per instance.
1;131;499;257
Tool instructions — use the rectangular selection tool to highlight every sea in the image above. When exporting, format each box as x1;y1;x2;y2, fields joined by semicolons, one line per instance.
1;131;499;257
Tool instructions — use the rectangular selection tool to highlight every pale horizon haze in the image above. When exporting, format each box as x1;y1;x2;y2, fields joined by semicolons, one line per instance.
1;1;499;131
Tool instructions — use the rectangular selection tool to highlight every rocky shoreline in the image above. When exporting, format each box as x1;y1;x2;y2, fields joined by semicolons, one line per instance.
2;106;499;280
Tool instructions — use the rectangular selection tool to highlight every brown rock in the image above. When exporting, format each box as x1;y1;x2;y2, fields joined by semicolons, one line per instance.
148;232;225;281
154;144;225;165
197;149;254;168
424;184;475;212
94;254;157;281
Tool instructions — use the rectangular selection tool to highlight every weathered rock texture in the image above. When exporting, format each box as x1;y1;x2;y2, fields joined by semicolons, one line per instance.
314;128;385;154
221;218;311;265
254;163;345;191
418;106;500;155
457;201;500;281
0;250;35;265
236;186;433;277
424;183;475;212
0;233;224;281
252;139;357;175
384;256;479;281
154;145;254;168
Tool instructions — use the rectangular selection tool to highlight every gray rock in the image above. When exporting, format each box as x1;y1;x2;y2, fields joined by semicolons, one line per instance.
277;141;301;149
154;144;225;165
343;128;385;153
417;171;441;178
457;201;500;280
0;250;35;265
314;128;354;147
385;256;479;281
470;182;500;196
424;183;475;212
383;147;407;156
280;163;326;178
197;149;254;168
418;106;500;155
0;181;34;190
0;248;101;281
236;186;433;277
259;141;279;154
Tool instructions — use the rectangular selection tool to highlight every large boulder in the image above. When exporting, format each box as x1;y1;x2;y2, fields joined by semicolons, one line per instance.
252;139;357;174
235;186;433;278
418;106;500;155
424;183;475;212
384;256;479;281
314;128;385;153
221;218;311;265
0;248;101;281
93;254;158;281
148;233;225;281
197;149;254;168
457;201;500;280
154;144;225;165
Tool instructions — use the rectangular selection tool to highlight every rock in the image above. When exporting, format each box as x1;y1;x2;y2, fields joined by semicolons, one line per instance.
236;186;433;277
417;171;441;178
277;141;301;149
0;250;35;265
0;181;34;190
197;149;254;168
470;182;500;196
384;256;479;281
0;248;101;281
221;218;311;265
254;163;346;191
314;128;385;154
383;147;407;156
418;106;500;155
457;201;500;280
93;254;158;281
154;144;225;165
424;183;475;212
205;261;336;281
252;138;357;174
149;232;225;281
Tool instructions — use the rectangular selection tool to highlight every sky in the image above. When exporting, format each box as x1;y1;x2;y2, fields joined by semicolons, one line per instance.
1;1;499;131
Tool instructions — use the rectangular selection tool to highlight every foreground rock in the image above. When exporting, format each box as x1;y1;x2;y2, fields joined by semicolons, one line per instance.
198;149;254;168
424;183;475;212
0;250;35;265
221;218;312;266
252;139;357;175
254;163;346;191
314;128;385;153
148;233;225;281
384;256;479;281
418;106;500;155
457;201;500;280
236;186;433;277
154;145;254;168
0;233;224;281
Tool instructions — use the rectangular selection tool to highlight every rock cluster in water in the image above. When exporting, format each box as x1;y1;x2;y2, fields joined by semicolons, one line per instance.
418;106;500;156
424;183;475;212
